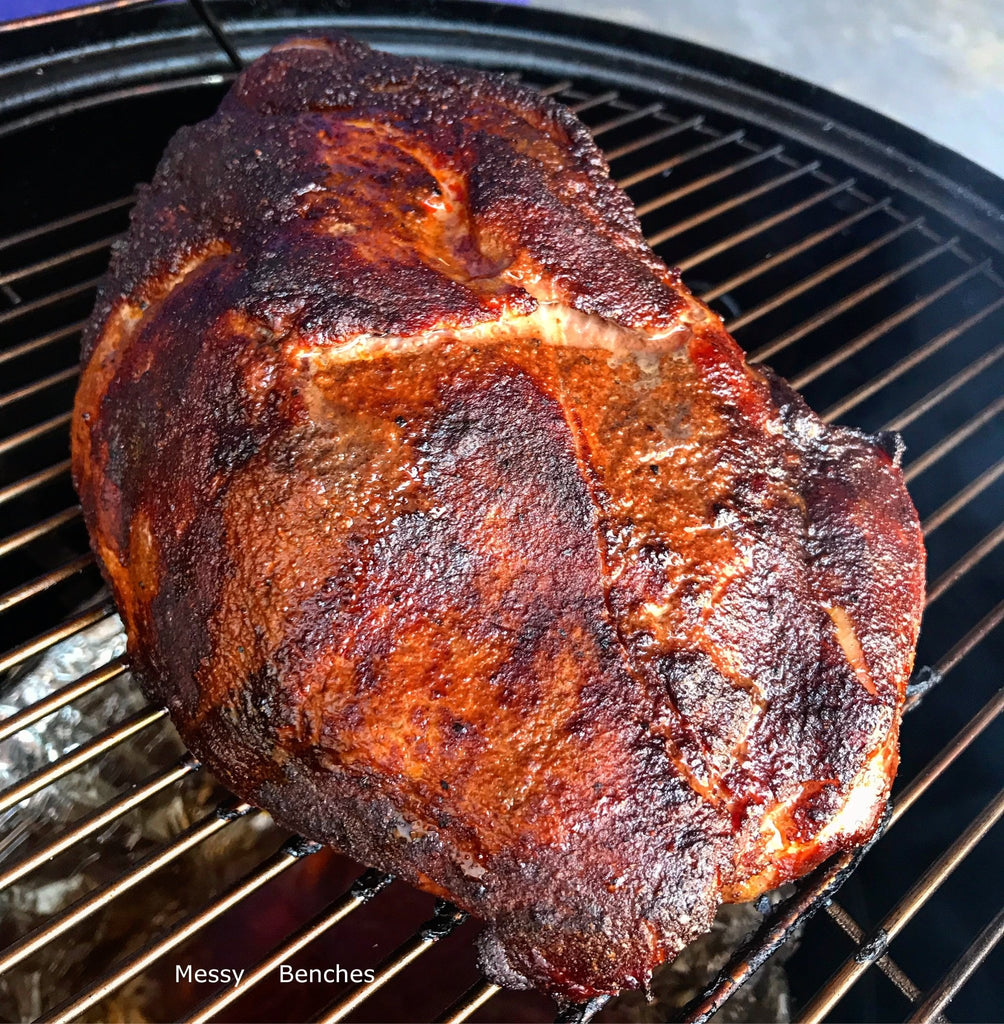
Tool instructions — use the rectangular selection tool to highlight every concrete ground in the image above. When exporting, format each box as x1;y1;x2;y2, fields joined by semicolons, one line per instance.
534;0;1004;178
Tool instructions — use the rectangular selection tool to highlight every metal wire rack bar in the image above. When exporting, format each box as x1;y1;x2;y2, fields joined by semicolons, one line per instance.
823;901;926;1007
0;320;87;367
588;101;664;137
926;523;1004;607
800;789;1004;1022
747;236;958;363
183;869;393;1024
0;458;73;507
727;215;923;332
636;143;784;218
0;552;95;615
901;393;1004;481
618;129;745;189
0;365;79;409
923;457;1004;537
603;115;704;162
0;195;132;252
0;276;100;327
0;505;81;557
0;655;125;743
316;901;469;1024
0;409;73;456
906;907;1004;1024
678;176;856;272
701;196;888;304
0;757;199;893
0;232;122;289
435;979;503;1023
935;600;1004;677
0;705;166;815
0;599;113;673
567;89;619;114
0;800;255;974
790;260;991;390
892;688;1003;827
824;297;1004;422
37;837;322;1024
649;160;821;248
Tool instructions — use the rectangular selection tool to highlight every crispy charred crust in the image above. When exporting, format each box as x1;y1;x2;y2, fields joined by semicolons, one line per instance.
72;36;926;1001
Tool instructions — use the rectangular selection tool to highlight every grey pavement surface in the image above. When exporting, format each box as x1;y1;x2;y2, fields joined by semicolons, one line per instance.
535;0;1004;179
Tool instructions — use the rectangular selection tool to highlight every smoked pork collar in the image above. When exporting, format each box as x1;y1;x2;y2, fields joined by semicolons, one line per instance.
72;36;926;1001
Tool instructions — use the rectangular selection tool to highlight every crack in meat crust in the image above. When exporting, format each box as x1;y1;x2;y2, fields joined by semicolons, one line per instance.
72;36;926;1001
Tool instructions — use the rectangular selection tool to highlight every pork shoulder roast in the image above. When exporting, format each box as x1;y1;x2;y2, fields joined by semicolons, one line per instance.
72;36;926;1002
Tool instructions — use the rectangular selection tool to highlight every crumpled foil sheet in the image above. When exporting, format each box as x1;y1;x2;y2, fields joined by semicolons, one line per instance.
0;615;277;1023
0;616;793;1023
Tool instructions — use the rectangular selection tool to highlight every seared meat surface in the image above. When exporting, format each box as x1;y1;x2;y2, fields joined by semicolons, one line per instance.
72;37;925;1001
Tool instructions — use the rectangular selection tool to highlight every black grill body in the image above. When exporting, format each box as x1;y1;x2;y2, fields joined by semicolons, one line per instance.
0;4;1001;1023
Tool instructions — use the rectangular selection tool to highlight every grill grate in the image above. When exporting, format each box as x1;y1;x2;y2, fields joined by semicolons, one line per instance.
1;3;1002;1023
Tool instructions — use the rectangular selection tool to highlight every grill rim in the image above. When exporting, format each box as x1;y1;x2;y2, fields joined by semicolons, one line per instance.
0;2;999;1024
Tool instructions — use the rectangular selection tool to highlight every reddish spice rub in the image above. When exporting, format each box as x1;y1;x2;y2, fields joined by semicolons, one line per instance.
72;36;926;1002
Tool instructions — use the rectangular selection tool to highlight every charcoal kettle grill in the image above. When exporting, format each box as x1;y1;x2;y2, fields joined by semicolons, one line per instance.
0;2;1001;1022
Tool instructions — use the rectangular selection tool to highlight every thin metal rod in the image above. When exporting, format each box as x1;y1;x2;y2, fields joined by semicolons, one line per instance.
823;296;1004;422
0;195;132;252
799;789;1004;1023
902;394;1004;483
893;689;1004;827
617;129;745;190
0;276;101;327
899;344;1004;439
186;0;243;70
435;980;502;1024
39;841;315;1024
889;355;1004;435
0;233;121;288
184;870;393;1024
651;160;819;250
702;195;887;303
0;600;113;674
0;706;166;816
730;215;923;334
0;656;126;743
1;800;253;974
748;236;957;364
678;177;856;273
0;409;72;456
907;907;1004;1023
0;458;72;507
0;505;81;558
603;114;704;162
637;143;783;218
923;457;1004;537
0;319;86;367
676;843;869;1023
824;902;922;1003
537;78;573;97
0;552;95;615
937;600;1004;677
925;522;1004;607
590;102;663;138
317;905;468;1024
791;260;991;390
568;89;618;114
0;757;198;894
0;364;78;409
